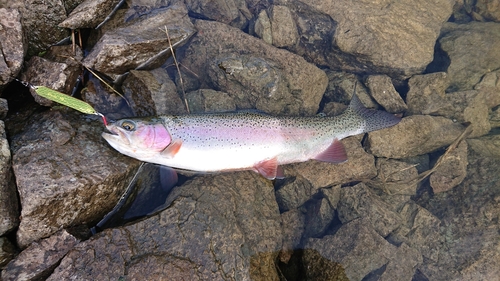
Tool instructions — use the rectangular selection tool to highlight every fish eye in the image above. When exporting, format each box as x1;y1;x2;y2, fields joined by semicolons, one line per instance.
120;120;136;131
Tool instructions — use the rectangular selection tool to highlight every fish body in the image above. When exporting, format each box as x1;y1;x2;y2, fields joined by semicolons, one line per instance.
102;95;400;179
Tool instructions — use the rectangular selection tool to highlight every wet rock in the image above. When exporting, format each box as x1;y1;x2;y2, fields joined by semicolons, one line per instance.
0;121;18;236
180;19;328;116
303;197;335;238
0;8;25;87
59;0;122;29
279;209;305;263
321;185;341;210
10;110;141;248
2;230;79;281
254;9;272;44
275;173;314;212
47;172;282;280
379;242;422;281
401;154;430;174
365;75;407;113
302;249;349;281
474;0;500;22
289;137;377;189
370;158;419;196
304;219;397;281
268;5;299;48
83;3;196;75
122;68;187;116
367;115;465;159
430;141;468;193
474;69;500;109
22;0;69;56
324;71;378;108
20;48;82;107
389;202;442;263
337;183;402;237
440;22;500;91
0;237;16;268
185;0;252;29
304;0;453;78
406;72;449;115
467;134;500;158
186;89;237;113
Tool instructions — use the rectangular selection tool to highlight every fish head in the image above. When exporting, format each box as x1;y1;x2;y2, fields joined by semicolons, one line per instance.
102;118;172;160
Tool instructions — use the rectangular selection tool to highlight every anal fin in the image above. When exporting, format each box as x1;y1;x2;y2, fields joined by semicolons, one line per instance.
313;139;348;164
160;139;183;159
254;157;281;180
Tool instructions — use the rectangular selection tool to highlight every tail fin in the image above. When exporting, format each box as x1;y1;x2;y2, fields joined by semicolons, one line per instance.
348;87;401;133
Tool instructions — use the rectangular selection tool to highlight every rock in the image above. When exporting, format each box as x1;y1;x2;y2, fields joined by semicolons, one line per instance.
324;71;378;108
254;9;272;44
474;0;500;22
186;89;237;113
59;0;122;29
180;19;328;116
379;243;422;281
406;72;449;115
303;197;335;238
430;141;468;193
304;219;397;281
288;137;377;189
279;209;305;263
20;50;82;107
304;0;453;78
275;174;314;211
302;249;349;281
337;183;402;237
321;185;342;210
0;237;16;269
83;3;196;75
467;134;500;158
370;158;419;196
0;121;18;235
10;110;141;248
47;172;282;280
1;230;80;281
122;68;187;116
367;115;465;159
184;0;252;29
440;22;500;91
474;69;500;109
401;154;430;174
269;5;299;48
365;75;407;113
21;0;69;57
0;8;26;87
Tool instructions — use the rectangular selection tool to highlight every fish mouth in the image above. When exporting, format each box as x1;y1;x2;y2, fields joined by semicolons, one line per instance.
101;125;131;146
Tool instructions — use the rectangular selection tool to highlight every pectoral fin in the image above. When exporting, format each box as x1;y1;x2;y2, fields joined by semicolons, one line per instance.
254;157;281;180
160;139;183;159
313;139;348;163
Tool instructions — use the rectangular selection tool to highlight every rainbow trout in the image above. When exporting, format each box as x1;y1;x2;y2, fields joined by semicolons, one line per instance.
102;94;400;179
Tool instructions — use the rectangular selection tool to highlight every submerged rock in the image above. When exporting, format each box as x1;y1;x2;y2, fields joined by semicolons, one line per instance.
430;140;468;193
47;172;282;280
10;110;141;248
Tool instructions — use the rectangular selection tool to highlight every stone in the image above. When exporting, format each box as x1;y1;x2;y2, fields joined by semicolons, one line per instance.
406;72;449;115
440;22;500;91
59;0;122;29
254;9;272;44
275;174;314;211
303;0;453;78
430;141;468;193
2;230;80;281
0;237;16;269
474;0;500;22
302;248;349;281
365;75;408;113
367;115;465;159
269;5;299;48
184;0;252;29
0;120;18;235
279;209;305;263
304;219;396;281
303;197;335;238
0;8;25;86
324;71;378;108
10;110;141;248
83;3;196;75
180;19;328;116
186;89;237;113
370;158;419;196
21;0;69;57
474;69;500;109
321;185;341;210
467;134;500;158
379;243;422;281
122;68;187;116
289;137;377;189
337;183;403;237
47;172;282;280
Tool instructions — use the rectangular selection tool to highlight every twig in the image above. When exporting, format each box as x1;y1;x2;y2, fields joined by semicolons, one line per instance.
163;26;190;114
